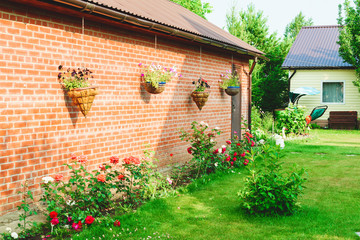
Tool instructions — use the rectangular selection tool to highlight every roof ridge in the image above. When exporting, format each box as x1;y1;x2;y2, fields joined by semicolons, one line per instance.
302;25;340;29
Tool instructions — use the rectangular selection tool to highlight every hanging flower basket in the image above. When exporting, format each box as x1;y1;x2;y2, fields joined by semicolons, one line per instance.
191;91;209;110
143;82;166;94
225;86;240;96
67;87;98;118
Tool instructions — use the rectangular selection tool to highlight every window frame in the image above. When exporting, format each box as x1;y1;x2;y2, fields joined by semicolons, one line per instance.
321;80;346;105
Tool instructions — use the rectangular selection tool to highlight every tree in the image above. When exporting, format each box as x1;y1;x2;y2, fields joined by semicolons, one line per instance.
170;0;212;19
226;4;313;112
226;4;290;112
284;12;313;40
337;0;360;91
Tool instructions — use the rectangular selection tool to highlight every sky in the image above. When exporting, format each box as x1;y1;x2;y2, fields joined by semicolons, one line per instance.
206;0;344;36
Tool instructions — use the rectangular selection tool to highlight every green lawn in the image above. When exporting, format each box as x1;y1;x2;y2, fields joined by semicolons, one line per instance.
73;129;360;240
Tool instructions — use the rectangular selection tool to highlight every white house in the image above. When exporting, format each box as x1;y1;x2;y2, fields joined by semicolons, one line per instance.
282;25;360;127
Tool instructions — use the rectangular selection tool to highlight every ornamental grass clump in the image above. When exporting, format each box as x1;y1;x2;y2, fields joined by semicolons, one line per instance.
238;144;307;215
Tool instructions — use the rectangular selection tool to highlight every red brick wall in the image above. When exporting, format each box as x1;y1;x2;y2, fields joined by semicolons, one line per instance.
0;2;250;215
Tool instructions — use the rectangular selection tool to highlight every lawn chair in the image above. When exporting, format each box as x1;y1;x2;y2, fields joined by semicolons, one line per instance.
306;105;328;125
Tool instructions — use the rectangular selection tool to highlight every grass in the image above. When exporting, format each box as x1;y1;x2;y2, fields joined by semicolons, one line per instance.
72;129;360;240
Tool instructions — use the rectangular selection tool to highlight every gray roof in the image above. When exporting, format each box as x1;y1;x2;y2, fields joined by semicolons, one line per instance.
82;0;263;56
282;25;353;69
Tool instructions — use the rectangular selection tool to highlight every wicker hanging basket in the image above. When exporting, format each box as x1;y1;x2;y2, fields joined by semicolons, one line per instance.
225;86;240;96
191;91;209;110
144;82;166;94
67;87;98;117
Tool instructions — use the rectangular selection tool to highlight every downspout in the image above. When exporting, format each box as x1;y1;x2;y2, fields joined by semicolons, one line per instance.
248;57;257;131
51;0;267;60
288;69;297;93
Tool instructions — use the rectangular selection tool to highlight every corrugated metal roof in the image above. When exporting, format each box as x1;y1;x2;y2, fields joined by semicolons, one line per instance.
282;25;353;69
82;0;263;56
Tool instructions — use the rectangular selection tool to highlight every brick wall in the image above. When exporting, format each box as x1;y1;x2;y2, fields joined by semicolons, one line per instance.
0;2;250;215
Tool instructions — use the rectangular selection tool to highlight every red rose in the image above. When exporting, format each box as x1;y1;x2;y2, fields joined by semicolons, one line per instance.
251;141;255;147
123;156;140;165
243;159;249;166
72;221;82;231
226;156;231;162
50;218;59;225
99;164;106;171
49;211;58;219
226;140;231;145
110;156;119;164
118;174;125;180
53;174;63;182
233;157;237;161
85;216;95;225
187;147;192;154
231;161;234;166
236;143;241;146
97;174;106;182
170;153;173;157
245;132;253;138
233;152;237;156
241;152;246;157
77;155;88;164
114;220;121;227
222;147;226;153
70;153;77;160
213;149;219;154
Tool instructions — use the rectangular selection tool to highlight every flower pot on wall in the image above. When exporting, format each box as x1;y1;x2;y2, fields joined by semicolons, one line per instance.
225;86;240;96
67;87;98;118
191;91;209;110
144;82;166;94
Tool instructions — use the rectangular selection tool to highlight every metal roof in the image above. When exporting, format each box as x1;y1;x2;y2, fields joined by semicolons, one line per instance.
81;0;263;56
282;25;353;69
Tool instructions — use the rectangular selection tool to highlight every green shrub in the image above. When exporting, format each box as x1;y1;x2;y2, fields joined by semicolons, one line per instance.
179;121;221;178
276;104;307;135
238;144;307;215
251;106;274;140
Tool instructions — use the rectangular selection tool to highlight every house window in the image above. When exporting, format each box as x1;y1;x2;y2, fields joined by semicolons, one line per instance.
322;82;344;103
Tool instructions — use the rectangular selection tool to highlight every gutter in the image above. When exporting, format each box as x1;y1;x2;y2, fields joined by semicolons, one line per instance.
52;0;265;60
247;58;258;131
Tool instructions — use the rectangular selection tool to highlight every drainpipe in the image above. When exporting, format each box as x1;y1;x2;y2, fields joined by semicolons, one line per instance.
248;57;257;131
51;0;267;60
288;69;297;92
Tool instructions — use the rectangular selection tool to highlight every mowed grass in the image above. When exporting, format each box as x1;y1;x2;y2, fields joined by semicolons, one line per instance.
73;130;360;240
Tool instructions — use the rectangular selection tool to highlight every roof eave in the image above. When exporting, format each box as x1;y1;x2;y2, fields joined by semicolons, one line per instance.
51;0;266;59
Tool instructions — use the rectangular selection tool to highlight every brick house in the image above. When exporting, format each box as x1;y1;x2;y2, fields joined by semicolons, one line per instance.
0;0;264;215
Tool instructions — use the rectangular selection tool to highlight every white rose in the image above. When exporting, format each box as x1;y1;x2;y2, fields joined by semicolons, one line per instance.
218;148;222;154
259;139;265;145
11;232;18;239
214;127;220;130
42;176;54;184
221;145;226;149
214;162;218;167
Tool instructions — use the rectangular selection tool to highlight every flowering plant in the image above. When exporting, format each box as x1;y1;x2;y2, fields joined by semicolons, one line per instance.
139;63;181;88
58;65;93;91
219;69;240;89
192;77;210;92
179;121;221;178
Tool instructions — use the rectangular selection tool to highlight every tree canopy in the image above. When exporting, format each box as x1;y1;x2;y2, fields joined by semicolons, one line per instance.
170;0;212;19
338;0;360;91
284;12;313;40
226;5;313;112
